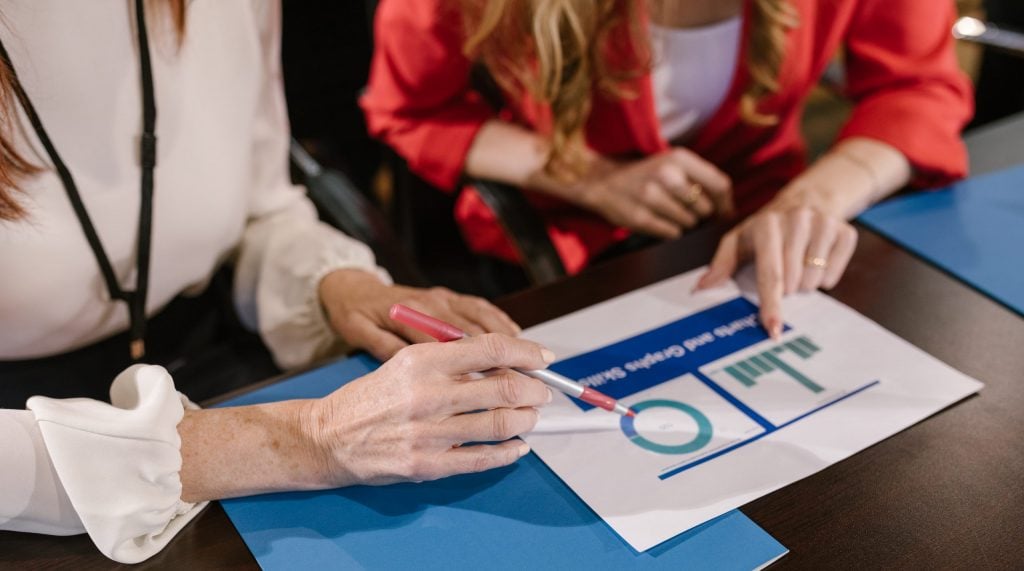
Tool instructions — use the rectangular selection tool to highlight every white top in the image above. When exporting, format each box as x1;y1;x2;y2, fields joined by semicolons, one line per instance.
650;17;743;142
0;0;387;563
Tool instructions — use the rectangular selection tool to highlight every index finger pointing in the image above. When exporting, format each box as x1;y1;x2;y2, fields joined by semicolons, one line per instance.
752;215;785;339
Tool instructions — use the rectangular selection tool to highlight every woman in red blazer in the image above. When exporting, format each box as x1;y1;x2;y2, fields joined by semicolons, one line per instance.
362;0;973;334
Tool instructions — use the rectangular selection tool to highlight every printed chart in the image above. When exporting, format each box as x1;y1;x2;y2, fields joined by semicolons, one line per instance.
522;270;982;552
619;399;713;455
611;374;766;479
546;297;878;480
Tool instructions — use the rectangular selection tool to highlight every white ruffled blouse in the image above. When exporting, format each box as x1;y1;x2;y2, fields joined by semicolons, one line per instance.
0;0;386;562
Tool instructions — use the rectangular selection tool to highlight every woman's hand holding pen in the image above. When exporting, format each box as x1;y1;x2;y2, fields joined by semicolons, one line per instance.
179;334;553;502
302;334;554;487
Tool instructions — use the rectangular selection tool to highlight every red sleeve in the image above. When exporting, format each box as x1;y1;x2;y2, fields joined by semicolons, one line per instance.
360;0;493;192
837;0;974;188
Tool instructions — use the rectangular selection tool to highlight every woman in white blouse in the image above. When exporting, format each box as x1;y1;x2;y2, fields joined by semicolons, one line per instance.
0;0;554;562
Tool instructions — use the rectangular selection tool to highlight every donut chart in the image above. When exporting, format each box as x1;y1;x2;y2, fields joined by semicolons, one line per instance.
619;399;713;455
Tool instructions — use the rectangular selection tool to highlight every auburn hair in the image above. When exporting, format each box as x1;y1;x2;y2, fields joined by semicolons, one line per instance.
460;0;799;177
0;0;186;221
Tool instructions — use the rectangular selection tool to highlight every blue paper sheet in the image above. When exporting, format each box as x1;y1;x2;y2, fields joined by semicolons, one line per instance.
860;165;1024;316
217;355;787;570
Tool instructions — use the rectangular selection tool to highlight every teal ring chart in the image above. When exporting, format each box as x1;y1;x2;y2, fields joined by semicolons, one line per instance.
619;399;713;455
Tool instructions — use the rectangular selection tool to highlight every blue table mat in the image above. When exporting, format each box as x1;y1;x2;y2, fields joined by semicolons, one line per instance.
217;354;787;570
860;164;1024;316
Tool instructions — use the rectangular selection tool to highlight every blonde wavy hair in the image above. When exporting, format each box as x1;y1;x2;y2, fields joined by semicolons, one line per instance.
460;0;799;177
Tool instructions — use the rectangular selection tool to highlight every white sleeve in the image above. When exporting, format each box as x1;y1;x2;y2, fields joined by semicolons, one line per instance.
0;365;206;564
0;411;83;536
233;0;391;370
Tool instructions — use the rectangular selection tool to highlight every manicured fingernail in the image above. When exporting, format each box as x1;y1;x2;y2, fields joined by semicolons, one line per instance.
518;442;531;457
540;348;556;364
546;388;554;403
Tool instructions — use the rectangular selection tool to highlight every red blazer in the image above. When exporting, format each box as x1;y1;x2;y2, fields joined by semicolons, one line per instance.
362;0;973;274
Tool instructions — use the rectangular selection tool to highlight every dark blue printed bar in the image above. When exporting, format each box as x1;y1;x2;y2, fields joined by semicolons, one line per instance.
549;297;786;411
726;365;756;387
738;361;760;378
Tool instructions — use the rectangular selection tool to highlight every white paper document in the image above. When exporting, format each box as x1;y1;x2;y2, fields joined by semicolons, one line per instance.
522;268;983;552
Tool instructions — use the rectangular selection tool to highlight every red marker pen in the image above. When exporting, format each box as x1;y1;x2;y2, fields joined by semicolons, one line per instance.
390;304;635;417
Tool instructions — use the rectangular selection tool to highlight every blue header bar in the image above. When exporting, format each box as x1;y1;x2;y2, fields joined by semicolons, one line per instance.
549;298;781;411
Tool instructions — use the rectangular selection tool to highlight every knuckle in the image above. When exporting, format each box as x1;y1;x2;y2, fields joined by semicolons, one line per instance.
657;163;680;185
479;333;509;365
490;409;516;440
496;374;522;406
470;452;495;474
469;295;491;309
670;148;691;162
792;205;814;224
403;455;430;481
389;345;420;371
428;286;453;296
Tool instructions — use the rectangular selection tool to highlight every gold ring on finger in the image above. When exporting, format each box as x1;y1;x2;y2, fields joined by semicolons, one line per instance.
681;183;704;206
804;255;828;269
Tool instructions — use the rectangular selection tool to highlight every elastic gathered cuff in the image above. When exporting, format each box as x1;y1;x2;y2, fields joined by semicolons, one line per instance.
26;365;207;564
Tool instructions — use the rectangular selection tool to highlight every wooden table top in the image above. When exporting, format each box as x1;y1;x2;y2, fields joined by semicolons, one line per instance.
3;114;1023;569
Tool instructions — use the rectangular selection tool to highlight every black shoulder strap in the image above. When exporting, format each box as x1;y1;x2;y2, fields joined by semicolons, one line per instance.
131;0;158;360
0;0;158;360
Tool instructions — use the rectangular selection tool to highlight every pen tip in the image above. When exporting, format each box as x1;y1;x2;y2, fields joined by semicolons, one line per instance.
625;409;636;418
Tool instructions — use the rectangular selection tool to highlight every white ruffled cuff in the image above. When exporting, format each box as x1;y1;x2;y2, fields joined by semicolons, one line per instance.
26;365;206;564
